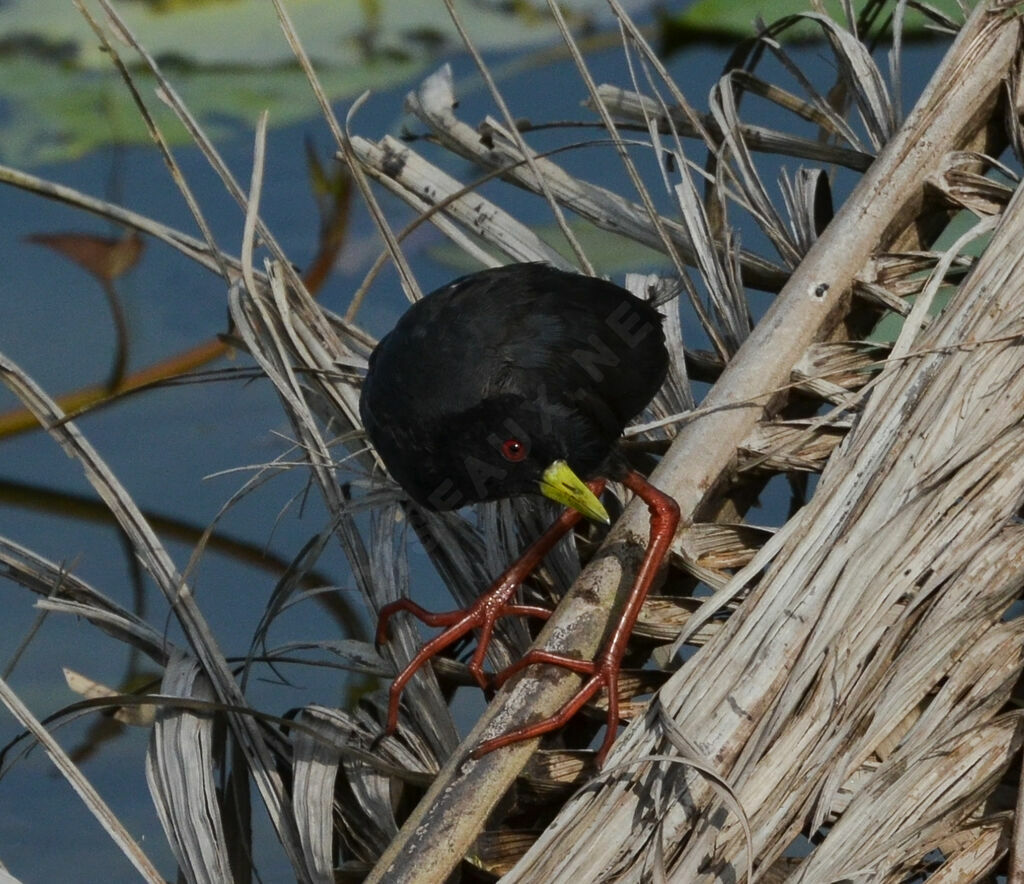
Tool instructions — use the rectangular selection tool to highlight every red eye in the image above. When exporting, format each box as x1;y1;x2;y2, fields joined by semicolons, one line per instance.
500;437;527;462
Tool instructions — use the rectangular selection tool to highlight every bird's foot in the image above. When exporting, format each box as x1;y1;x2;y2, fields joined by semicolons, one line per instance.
470;470;680;766
473;648;624;766
375;490;601;738
376;594;553;736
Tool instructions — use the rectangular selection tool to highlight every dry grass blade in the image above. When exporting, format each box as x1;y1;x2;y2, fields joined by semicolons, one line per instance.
145;653;234;884
0;675;164;883
290;710;344;884
0;162;248;279
445;0;593;273
803;12;898;148
0;538;176;666
76;0;233;286
591;84;875;170
347;131;572;270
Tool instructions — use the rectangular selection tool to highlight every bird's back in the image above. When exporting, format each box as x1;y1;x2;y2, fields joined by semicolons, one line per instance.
367;264;665;419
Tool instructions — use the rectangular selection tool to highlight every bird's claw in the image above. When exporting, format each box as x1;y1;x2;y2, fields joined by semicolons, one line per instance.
376;593;552;735
472;652;623;766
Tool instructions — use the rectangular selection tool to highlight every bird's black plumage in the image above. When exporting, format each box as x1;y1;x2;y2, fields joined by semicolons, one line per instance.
363;263;681;763
360;263;668;514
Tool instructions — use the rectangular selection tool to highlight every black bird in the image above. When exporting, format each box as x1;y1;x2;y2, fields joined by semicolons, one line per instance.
360;262;679;764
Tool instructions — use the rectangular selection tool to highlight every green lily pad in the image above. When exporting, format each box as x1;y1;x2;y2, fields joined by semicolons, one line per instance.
660;0;965;50
0;0;628;166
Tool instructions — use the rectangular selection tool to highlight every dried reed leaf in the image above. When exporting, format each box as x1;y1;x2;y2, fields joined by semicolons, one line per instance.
145;653;233;884
0;675;163;882
348;133;571;269
291;711;343;884
590;83;874;170
63;668;155;727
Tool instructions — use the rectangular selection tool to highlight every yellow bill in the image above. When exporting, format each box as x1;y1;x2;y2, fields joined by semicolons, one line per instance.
539;459;611;524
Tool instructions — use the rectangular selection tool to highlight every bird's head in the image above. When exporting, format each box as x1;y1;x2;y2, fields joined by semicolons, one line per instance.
409;394;611;523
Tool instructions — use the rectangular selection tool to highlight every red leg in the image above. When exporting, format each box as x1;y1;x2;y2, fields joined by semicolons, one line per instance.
473;470;680;766
378;480;607;736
